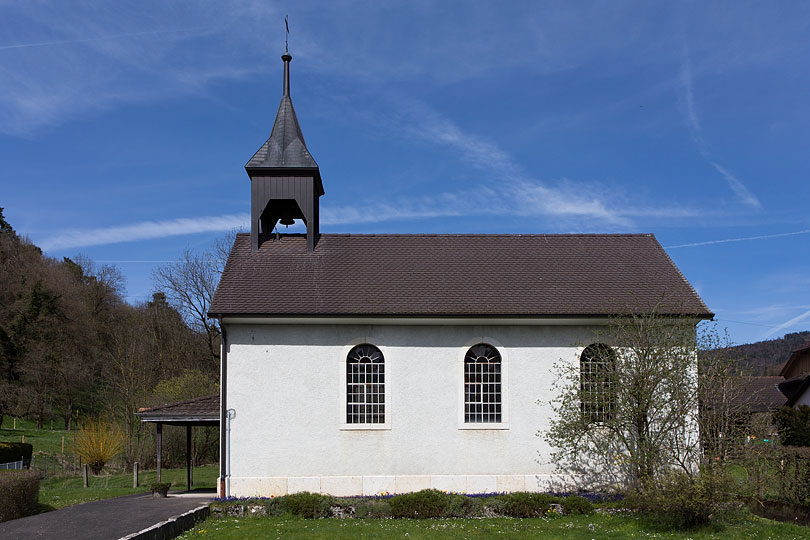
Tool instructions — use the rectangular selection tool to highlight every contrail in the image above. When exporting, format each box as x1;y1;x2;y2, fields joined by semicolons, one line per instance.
764;309;810;338
666;229;810;249
0;27;212;51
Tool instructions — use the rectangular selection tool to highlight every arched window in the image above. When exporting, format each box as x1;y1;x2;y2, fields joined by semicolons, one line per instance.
580;343;616;423
464;343;502;423
346;344;385;424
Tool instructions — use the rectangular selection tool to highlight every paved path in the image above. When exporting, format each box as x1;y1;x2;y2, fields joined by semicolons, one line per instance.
0;493;213;540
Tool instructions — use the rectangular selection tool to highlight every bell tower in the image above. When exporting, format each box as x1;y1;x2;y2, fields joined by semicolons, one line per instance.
246;52;324;252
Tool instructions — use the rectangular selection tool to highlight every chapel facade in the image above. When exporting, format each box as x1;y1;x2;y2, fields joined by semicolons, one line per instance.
208;53;712;498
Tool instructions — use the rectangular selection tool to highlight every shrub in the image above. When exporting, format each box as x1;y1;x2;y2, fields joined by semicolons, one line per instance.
354;500;393;518
774;406;810;447
489;492;560;518
560;495;594;515
149;482;172;495
74;418;123;474
0;442;33;467
281;492;334;518
389;489;449;518
627;468;734;529
445;493;484;517
0;470;40;522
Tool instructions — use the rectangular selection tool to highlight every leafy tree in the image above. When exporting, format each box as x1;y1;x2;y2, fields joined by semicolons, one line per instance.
774;405;810;446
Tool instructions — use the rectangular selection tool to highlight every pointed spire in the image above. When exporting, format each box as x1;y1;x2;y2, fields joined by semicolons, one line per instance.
246;52;319;171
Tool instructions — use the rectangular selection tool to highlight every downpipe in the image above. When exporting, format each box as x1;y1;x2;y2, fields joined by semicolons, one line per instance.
225;408;236;497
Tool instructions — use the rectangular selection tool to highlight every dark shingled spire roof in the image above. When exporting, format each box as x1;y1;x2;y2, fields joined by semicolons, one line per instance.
246;53;318;170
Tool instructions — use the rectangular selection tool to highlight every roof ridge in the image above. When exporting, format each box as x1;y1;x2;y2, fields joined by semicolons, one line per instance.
236;233;656;238
138;394;218;413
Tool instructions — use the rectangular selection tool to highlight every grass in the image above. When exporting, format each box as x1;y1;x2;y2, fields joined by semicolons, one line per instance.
39;464;218;509
2;416;218;510
177;514;810;540
0;415;74;456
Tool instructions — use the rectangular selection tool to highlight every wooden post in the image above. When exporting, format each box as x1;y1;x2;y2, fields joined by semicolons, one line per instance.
21;435;24;443
13;417;16;430
186;425;192;492
61;436;65;454
133;462;139;488
82;464;89;488
156;423;162;483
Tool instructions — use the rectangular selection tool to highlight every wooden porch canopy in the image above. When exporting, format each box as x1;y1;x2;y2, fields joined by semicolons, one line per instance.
136;394;219;492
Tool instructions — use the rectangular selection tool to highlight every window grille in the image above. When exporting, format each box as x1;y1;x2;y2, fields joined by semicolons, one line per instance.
580;343;616;423
346;344;385;424
464;343;502;423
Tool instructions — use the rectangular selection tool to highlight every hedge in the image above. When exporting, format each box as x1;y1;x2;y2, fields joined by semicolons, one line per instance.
212;490;594;519
0;442;33;468
0;469;40;522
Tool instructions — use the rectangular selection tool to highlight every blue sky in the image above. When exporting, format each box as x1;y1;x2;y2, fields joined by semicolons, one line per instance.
2;1;809;346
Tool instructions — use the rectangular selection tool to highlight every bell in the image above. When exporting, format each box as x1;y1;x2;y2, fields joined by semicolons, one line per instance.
279;216;295;227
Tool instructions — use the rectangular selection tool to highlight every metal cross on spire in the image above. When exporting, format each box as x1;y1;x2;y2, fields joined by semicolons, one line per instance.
284;15;289;53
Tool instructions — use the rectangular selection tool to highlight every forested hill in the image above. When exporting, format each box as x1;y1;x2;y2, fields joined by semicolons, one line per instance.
721;331;810;375
0;208;220;455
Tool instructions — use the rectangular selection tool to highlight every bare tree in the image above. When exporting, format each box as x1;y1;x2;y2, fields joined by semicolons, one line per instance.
543;309;743;493
152;251;219;361
151;231;237;362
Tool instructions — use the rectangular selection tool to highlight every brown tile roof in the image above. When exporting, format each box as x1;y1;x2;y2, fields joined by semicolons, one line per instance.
739;376;787;413
136;395;219;422
210;233;711;318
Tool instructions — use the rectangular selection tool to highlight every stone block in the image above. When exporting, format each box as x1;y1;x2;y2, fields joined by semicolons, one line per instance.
288;477;321;494
496;475;525;493
430;475;467;493
394;475;430;494
320;476;363;496
362;476;396;496
466;475;497;494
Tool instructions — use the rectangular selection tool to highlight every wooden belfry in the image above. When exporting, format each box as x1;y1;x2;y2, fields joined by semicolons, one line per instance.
246;52;324;252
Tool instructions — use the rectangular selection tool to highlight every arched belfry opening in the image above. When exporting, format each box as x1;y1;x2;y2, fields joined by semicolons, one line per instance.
246;52;324;252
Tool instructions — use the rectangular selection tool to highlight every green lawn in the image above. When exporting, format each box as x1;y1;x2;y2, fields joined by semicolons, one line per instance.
39;464;218;509
177;514;810;540
0;416;74;456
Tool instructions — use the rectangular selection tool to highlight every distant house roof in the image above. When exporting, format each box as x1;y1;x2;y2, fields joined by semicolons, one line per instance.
209;233;712;318
136;395;219;425
738;376;787;413
778;375;810;407
779;342;810;378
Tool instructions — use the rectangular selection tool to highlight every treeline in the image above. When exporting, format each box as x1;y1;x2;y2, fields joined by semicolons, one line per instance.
0;208;223;467
719;330;810;376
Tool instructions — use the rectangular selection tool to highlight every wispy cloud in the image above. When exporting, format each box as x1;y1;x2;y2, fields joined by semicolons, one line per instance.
665;229;810;249
38;90;711;251
38;214;250;251
709;162;761;208
0;27;212;51
679;46;761;209
380;97;702;227
0;3;265;136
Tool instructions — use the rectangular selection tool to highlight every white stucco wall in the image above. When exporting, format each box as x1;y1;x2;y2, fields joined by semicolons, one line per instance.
224;322;603;497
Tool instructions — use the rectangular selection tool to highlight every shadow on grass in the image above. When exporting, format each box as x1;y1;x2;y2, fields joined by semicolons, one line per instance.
36;503;56;515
